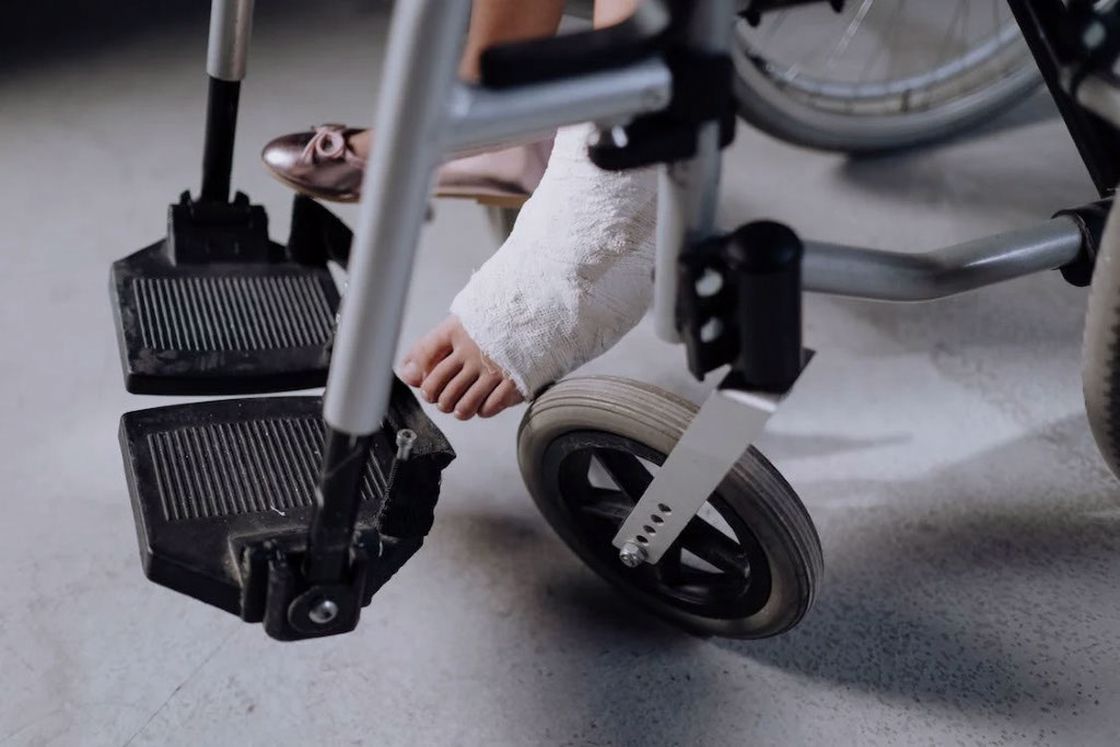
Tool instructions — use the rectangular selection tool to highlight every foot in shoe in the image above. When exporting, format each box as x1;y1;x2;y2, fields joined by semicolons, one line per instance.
261;124;551;206
397;315;524;420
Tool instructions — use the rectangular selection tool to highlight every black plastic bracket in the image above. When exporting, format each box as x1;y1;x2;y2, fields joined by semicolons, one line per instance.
479;10;662;89
1054;198;1113;287
167;190;278;265
236;528;381;640
677;221;804;391
288;194;356;267
588;43;737;171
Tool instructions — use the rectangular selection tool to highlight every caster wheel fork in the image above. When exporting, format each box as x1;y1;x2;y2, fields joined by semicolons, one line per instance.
518;376;822;639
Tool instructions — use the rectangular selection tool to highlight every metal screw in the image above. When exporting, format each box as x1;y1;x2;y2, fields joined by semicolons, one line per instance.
643;86;670;110
695;268;723;298
308;598;339;625
1084;20;1107;50
396;429;417;460
700;317;723;343
619;541;647;568
608;125;629;149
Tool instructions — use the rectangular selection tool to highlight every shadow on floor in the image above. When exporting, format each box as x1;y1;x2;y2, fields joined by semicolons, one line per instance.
823;90;1095;217
717;419;1119;716
441;411;1119;738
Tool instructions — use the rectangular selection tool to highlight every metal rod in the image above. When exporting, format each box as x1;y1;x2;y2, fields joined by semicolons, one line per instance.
306;430;372;582
445;60;672;155
200;78;240;203
206;0;254;82
199;0;253;202
652;0;736;343
322;0;473;436
801;217;1083;302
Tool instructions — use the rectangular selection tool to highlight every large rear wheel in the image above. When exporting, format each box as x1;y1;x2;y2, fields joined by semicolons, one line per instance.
1083;203;1120;481
732;1;1041;152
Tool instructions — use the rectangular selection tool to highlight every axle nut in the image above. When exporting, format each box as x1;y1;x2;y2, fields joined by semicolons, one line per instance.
619;541;647;568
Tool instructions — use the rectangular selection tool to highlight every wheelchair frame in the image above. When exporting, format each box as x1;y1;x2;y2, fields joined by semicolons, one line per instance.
279;0;1101;569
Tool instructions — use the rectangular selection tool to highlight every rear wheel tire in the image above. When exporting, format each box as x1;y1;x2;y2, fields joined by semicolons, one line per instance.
731;5;1041;153
1083;203;1120;481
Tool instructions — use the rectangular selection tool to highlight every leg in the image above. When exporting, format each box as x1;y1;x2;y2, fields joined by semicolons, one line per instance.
349;0;565;156
399;1;657;420
263;0;564;204
594;0;642;28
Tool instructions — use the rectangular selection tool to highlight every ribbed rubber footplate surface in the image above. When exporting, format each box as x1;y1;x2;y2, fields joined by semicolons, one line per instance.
120;397;380;614
120;392;454;621
132;275;334;353
147;415;383;522
111;242;340;395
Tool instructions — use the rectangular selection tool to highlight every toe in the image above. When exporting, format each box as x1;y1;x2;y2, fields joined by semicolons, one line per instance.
397;359;424;387
478;379;524;418
454;373;503;420
420;355;464;404
399;329;454;386
438;368;480;414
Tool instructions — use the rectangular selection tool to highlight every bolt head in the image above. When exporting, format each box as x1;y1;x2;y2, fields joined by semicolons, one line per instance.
308;598;339;625
395;428;418;460
619;541;647;568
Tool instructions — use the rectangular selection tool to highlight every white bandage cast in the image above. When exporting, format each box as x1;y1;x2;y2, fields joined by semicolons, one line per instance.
450;124;658;398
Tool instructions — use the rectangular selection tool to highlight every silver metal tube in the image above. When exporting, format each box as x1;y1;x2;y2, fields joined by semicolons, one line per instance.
654;167;687;342
652;0;735;343
323;0;472;436
446;60;672;155
802;217;1083;302
206;0;254;81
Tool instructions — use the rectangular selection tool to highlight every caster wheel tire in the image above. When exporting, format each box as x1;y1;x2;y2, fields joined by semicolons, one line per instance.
517;376;822;638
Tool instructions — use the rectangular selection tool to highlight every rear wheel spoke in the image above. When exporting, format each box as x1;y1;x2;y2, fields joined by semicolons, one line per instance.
742;0;1029;116
577;489;633;523
593;448;653;502
678;518;751;577
653;546;685;586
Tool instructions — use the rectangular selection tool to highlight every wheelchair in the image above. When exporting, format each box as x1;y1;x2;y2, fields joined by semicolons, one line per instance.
108;0;1120;640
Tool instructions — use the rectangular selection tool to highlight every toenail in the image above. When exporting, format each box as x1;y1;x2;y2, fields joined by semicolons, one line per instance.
400;361;419;380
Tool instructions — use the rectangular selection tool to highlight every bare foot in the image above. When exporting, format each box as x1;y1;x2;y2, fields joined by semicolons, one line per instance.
397;315;525;420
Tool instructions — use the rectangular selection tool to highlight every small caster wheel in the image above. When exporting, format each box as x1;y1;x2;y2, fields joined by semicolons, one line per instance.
517;376;822;639
486;205;520;243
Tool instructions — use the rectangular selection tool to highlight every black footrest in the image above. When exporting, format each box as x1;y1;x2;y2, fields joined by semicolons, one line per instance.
119;389;454;638
110;193;350;395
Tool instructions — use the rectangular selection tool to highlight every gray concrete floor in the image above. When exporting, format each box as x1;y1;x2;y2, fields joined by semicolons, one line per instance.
3;3;1120;746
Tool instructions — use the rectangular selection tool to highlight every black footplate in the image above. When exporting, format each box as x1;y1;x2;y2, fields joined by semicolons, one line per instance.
110;192;354;395
119;383;454;640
